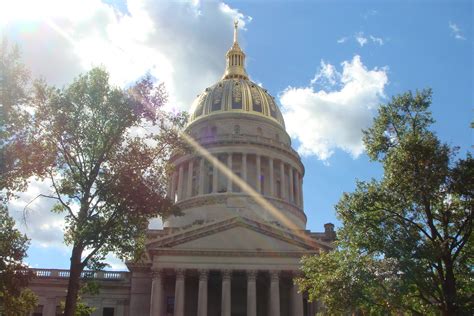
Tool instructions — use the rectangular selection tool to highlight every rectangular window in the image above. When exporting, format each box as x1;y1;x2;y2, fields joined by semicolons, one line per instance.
253;103;262;112
33;305;43;316
232;101;242;109
103;307;114;316
167;296;175;313
211;101;221;111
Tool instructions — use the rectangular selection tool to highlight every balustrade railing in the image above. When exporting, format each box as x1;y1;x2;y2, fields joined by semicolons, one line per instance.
31;268;129;281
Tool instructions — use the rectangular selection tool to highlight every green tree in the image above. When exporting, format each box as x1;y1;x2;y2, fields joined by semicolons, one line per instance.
0;38;31;192
3;67;186;315
298;89;473;315
0;39;37;316
0;203;38;315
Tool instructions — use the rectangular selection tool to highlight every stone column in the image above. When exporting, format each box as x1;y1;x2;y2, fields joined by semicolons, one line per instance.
174;269;185;316
150;270;164;316
198;158;205;195
227;153;233;192
242;153;247;182
280;162;286;201
171;171;177;202
212;155;218;193
269;271;280;316
294;171;300;206
290;276;304;316
186;159;194;198
299;176;304;209
197;269;209;316
43;297;57;316
269;157;274;196
177;164;184;201
289;166;294;203
246;270;257;316
256;154;261;193
221;270;232;316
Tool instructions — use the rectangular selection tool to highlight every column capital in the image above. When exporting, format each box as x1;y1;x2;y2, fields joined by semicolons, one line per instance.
176;268;186;280
199;269;209;280
270;270;280;281
152;269;164;279
222;269;232;280
246;270;258;281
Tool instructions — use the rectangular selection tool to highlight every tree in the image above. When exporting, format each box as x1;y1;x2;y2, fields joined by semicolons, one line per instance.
298;89;473;315
0;38;31;192
0;39;37;316
3;67;187;315
0;203;38;315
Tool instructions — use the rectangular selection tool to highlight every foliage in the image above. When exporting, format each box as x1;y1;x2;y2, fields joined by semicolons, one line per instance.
59;281;100;316
3;64;187;315
0;40;37;314
298;89;473;315
0;203;37;315
0;38;31;192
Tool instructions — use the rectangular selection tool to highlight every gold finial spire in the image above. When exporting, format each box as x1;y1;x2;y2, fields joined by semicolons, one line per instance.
233;20;238;44
223;20;248;80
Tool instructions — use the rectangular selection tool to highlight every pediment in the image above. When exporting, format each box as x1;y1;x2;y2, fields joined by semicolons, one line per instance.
146;216;330;253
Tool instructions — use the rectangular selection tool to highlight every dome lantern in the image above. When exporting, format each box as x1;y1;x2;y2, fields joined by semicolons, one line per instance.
188;21;286;128
222;20;248;80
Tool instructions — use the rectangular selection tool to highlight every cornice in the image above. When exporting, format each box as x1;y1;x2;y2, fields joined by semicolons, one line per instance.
173;193;307;224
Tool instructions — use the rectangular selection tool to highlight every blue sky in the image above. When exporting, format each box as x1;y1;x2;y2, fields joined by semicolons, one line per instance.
2;0;472;270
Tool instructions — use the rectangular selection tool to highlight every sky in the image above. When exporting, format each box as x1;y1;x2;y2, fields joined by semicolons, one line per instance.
1;0;472;271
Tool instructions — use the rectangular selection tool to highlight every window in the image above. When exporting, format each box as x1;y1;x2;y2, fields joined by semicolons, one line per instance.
103;307;114;316
253;102;262;112
257;127;263;136
211;101;221;111
167;296;175;313
234;125;240;134
33;305;43;316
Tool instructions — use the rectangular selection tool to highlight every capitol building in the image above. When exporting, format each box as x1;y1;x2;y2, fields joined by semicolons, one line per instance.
29;23;335;316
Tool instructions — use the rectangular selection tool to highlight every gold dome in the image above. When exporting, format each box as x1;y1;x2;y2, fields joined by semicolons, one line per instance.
188;21;285;128
188;79;285;127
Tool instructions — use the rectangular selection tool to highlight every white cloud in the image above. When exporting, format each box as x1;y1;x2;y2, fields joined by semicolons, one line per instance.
310;60;341;89
339;32;385;46
337;36;349;44
355;32;368;47
280;55;388;160
3;0;249;267
8;179;67;249
449;22;466;40
369;35;384;45
1;0;250;109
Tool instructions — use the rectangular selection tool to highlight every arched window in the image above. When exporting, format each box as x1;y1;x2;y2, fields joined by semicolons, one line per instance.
234;125;240;135
257;127;263;136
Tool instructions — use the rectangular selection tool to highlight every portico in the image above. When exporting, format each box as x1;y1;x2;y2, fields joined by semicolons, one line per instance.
141;215;332;316
149;268;304;316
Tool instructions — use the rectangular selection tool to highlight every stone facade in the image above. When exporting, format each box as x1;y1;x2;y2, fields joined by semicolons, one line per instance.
28;22;334;316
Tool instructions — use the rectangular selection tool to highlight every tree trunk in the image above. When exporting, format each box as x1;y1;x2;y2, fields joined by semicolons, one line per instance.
64;244;84;316
442;256;457;316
